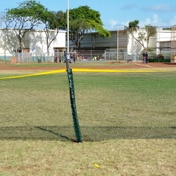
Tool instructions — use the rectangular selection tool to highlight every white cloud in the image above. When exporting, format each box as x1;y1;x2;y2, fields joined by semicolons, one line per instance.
151;4;173;12
121;3;137;10
106;14;176;30
107;19;120;30
142;4;174;12
109;19;118;27
169;16;176;26
140;14;160;26
140;14;173;27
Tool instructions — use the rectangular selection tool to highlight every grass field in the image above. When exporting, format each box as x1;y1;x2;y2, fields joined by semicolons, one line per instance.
0;64;176;175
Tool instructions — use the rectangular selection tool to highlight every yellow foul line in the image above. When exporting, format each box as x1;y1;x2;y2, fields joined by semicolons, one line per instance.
0;68;166;80
72;68;163;73
0;69;66;80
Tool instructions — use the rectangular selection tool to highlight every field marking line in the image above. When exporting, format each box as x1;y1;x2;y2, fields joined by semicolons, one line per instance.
72;68;165;73
0;69;66;80
0;68;169;80
134;63;155;68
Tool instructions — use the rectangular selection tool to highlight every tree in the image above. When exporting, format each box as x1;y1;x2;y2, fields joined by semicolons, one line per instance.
55;11;67;30
40;10;61;59
2;0;62;59
142;25;157;50
68;6;110;48
125;20;157;51
4;0;46;52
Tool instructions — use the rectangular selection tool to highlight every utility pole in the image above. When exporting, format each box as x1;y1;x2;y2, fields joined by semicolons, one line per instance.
67;0;70;59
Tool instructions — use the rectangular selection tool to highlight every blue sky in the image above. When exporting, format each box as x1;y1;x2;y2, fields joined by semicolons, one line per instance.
0;0;176;30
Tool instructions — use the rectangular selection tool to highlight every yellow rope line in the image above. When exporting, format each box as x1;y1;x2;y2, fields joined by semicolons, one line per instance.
72;68;163;73
0;68;167;80
0;69;66;80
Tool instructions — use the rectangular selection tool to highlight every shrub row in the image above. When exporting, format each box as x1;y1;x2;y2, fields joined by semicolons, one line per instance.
148;58;170;63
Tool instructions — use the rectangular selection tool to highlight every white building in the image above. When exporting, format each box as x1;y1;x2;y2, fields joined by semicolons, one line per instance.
0;29;66;62
68;27;174;62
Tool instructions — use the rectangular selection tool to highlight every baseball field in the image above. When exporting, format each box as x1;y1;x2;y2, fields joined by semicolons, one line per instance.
0;62;176;175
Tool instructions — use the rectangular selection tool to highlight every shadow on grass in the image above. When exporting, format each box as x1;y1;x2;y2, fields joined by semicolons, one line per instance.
0;126;175;142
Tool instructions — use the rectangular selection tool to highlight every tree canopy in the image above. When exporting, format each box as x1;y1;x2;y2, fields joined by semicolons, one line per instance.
7;0;46;28
68;5;110;48
3;0;47;51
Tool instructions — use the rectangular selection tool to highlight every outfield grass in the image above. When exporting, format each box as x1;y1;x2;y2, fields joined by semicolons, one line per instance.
0;70;176;175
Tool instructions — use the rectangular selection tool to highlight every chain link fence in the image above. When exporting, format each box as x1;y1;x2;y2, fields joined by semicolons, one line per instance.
0;49;173;63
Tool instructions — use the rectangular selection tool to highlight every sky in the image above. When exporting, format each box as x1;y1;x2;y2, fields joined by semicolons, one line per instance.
0;0;176;30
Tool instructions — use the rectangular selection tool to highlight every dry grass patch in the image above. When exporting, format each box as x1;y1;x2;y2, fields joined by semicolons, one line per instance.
0;139;176;176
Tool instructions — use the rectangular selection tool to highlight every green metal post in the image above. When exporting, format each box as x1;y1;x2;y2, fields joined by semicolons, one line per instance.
67;68;82;142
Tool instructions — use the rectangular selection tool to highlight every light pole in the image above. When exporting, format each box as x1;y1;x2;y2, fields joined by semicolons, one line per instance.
67;0;69;58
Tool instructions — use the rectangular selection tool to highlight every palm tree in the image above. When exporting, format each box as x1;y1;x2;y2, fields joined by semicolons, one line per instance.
125;20;157;51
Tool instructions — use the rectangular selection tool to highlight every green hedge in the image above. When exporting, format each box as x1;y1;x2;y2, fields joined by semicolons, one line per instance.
148;58;170;63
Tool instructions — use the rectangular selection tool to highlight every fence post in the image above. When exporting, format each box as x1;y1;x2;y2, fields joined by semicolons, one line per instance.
104;50;106;61
67;68;82;143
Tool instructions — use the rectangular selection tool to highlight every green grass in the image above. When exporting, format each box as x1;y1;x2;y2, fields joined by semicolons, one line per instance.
0;71;176;175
